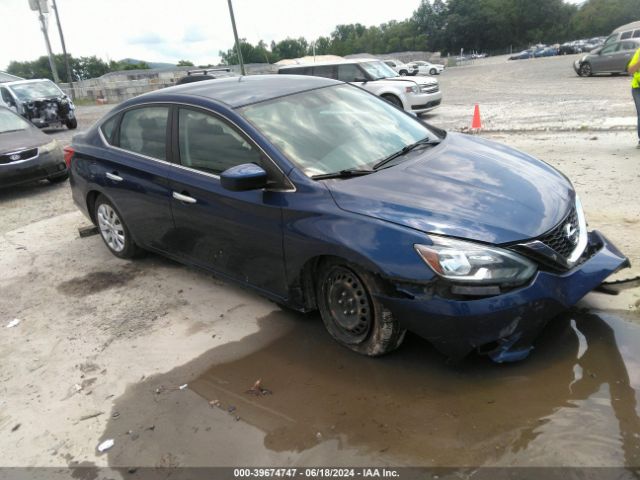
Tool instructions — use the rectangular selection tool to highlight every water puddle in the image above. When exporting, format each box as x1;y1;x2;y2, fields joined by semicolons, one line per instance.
100;307;640;467
188;309;640;466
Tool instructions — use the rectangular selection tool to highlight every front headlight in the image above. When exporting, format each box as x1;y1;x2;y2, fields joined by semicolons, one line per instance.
405;85;420;94
39;140;59;154
414;237;537;285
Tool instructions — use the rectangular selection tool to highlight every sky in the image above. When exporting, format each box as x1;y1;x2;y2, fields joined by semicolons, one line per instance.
1;0;585;70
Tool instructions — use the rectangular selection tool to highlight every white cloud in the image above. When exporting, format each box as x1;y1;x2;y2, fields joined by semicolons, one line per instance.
0;0;421;70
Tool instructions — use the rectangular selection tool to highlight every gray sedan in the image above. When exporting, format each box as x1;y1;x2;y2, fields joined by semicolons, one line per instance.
574;39;640;76
0;107;67;188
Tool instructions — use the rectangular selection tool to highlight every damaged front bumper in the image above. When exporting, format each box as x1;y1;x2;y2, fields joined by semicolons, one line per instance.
378;231;629;362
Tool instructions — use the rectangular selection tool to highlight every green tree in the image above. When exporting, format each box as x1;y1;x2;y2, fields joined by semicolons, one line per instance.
176;59;194;66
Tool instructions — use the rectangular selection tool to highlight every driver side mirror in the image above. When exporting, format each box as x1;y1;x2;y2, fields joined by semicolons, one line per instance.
220;163;268;191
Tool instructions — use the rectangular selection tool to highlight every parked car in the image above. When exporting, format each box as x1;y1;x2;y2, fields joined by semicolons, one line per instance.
408;60;445;75
574;39;640;76
508;50;533;60
0;106;67;188
68;75;629;363
175;68;233;85
278;59;442;114
382;59;418;76
559;43;580;55
534;46;559;58
604;21;640;47
0;79;77;129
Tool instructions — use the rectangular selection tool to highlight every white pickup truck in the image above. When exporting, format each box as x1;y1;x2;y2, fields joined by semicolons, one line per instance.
278;59;442;115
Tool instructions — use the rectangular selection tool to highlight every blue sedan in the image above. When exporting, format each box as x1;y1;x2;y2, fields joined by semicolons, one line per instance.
68;75;629;362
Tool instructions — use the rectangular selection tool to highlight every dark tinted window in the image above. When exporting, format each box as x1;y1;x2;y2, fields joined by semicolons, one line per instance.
178;108;261;175
312;65;337;79
634;30;640;38
119;107;169;160
337;64;363;82
280;67;312;75
1;87;13;105
100;115;118;144
621;31;633;40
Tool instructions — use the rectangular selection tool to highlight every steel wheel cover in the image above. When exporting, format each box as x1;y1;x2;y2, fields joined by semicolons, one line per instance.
324;266;372;344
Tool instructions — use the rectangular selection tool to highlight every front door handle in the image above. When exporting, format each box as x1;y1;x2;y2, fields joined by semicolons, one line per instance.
106;172;123;182
172;191;197;204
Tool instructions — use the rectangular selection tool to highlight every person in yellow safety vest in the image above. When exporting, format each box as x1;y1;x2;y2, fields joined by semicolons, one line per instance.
627;47;640;148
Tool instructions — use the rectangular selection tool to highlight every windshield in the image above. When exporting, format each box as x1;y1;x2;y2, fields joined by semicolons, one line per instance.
0;108;32;133
360;61;398;80
10;80;63;102
239;84;437;177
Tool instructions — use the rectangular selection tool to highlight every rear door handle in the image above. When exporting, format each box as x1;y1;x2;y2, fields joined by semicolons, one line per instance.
106;172;123;182
172;191;197;204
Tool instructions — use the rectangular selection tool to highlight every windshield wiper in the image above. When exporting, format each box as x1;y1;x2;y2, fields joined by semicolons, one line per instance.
311;168;375;180
0;129;26;134
373;137;440;170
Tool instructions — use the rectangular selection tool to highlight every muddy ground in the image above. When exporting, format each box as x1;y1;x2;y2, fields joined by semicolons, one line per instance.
0;54;639;473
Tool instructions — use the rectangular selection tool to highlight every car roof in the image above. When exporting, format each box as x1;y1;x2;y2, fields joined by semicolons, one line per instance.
147;74;342;108
613;21;640;33
278;57;383;69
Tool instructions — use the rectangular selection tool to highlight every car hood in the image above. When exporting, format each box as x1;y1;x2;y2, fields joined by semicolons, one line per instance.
382;76;438;86
0;127;49;153
326;133;574;245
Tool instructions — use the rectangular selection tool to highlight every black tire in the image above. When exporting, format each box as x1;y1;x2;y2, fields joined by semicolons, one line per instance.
429;68;437;75
48;171;69;183
66;117;78;129
399;70;408;76
93;194;142;259
579;63;592;77
316;259;406;356
381;94;403;109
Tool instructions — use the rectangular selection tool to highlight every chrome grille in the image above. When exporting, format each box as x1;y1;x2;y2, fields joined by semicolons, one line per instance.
0;148;38;165
539;207;580;259
421;84;440;94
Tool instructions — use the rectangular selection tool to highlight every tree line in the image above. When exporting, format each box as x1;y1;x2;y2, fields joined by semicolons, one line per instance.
219;0;639;64
6;0;638;81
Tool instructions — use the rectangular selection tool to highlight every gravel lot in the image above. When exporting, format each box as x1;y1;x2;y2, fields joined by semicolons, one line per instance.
1;55;639;472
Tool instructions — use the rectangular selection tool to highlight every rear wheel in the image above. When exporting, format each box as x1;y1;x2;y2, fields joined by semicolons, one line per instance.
579;63;592;77
94;195;141;259
399;70;408;76
316;259;406;356
381;94;403;109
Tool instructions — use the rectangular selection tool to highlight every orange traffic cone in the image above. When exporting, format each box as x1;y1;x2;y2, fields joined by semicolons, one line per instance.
471;104;482;130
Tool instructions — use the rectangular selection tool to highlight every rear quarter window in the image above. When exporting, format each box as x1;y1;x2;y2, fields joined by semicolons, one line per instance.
100;115;118;144
621;31;633;40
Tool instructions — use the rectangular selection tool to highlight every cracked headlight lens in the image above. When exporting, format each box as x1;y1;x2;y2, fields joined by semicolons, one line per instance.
415;237;537;285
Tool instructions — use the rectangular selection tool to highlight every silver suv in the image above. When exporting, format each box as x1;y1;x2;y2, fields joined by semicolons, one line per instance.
278;59;442;115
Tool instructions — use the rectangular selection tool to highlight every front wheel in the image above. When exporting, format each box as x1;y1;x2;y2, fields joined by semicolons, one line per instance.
429;68;437;75
381;94;403;109
399;70;407;76
316;260;406;356
579;63;592;77
94;195;141;259
66;117;78;129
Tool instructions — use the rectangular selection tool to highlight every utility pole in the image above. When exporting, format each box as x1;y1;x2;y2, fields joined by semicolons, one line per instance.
227;0;245;76
51;0;74;98
33;0;60;83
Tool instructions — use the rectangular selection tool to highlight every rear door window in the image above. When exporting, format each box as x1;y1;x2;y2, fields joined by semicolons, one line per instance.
118;106;169;160
312;65;337;79
337;64;363;82
621;31;633;40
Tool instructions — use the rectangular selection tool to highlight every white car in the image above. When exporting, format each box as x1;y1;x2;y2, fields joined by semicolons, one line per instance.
409;60;446;75
382;59;418;76
278;59;442;114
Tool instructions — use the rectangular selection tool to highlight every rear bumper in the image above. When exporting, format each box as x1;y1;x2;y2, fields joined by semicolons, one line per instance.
378;231;629;361
0;151;67;188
